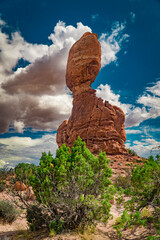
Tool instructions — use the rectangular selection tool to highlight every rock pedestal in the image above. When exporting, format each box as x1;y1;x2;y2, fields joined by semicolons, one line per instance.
57;32;127;154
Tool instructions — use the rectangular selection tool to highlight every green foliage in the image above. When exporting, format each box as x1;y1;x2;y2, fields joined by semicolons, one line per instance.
147;235;160;240
15;163;35;185
114;174;131;190
0;181;6;192
127;148;137;156
26;205;48;231
0;200;19;224
0;168;14;181
155;154;160;162
114;156;160;238
25;137;114;233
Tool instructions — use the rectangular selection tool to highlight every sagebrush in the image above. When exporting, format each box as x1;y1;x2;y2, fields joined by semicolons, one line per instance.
0;200;19;224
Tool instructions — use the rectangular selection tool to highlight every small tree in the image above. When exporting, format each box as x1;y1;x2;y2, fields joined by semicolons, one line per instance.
27;137;115;233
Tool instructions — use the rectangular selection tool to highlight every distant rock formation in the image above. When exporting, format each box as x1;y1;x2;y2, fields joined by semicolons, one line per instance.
57;32;127;155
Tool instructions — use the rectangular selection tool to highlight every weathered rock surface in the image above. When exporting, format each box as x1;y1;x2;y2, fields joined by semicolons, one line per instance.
14;181;26;191
66;32;101;95
57;32;127;155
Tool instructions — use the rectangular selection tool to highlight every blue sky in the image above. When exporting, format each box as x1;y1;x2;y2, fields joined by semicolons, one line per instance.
0;0;160;168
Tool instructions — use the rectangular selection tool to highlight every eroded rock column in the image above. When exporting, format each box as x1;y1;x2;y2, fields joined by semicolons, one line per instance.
57;32;127;154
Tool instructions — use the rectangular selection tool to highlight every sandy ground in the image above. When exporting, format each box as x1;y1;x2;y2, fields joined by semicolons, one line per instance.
0;191;28;240
0;191;158;240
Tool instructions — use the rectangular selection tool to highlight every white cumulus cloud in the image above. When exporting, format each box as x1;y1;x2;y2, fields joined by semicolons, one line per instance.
0;19;128;134
0;134;58;167
125;138;160;158
99;22;129;67
0;21;92;133
125;129;142;134
96;80;160;128
14;121;25;133
96;84;132;114
0;29;48;82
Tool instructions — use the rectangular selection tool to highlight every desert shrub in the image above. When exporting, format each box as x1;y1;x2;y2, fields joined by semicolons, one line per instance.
0;200;19;224
25;137;115;233
15;163;35;185
114;174;131;190
147;236;160;240
114;156;160;238
127;148;137;156
26;205;48;231
0;168;14;181
155;154;160;162
0;181;6;192
141;207;153;218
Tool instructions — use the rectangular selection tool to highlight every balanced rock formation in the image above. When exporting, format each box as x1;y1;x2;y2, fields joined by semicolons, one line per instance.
57;32;127;155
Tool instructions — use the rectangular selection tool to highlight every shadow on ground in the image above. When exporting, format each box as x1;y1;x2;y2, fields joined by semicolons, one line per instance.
0;225;158;240
0;229;48;240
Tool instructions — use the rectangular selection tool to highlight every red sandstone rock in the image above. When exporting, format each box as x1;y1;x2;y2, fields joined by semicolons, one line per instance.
107;154;145;176
26;187;35;200
57;32;127;155
110;199;114;204
66;32;101;95
14;181;26;191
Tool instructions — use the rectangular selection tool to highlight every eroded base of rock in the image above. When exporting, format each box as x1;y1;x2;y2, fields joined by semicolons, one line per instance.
57;90;127;155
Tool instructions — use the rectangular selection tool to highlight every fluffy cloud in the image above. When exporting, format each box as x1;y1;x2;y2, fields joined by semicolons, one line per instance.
125;129;142;134
96;84;132;114
14;121;25;133
1;21;92;95
0;91;73;133
48;21;91;50
145;80;160;96
99;22;129;67
0;159;9;168
2;53;66;96
0;19;128;134
126;81;160;127
0;134;58;167
0;29;48;82
125;106;149;128
125;138;160;158
96;80;160;128
0;19;5;26
0;21;92;133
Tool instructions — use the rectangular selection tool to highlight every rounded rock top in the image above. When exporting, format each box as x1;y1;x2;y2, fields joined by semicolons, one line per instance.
66;32;101;94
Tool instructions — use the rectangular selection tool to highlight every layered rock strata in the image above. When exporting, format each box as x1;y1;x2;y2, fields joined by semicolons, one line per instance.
57;32;127;154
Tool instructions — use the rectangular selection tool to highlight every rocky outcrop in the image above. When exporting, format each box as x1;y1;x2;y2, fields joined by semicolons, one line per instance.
57;32;127;155
14;181;26;191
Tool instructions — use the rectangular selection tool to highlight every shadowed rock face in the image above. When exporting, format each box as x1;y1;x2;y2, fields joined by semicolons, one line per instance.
57;32;127;154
